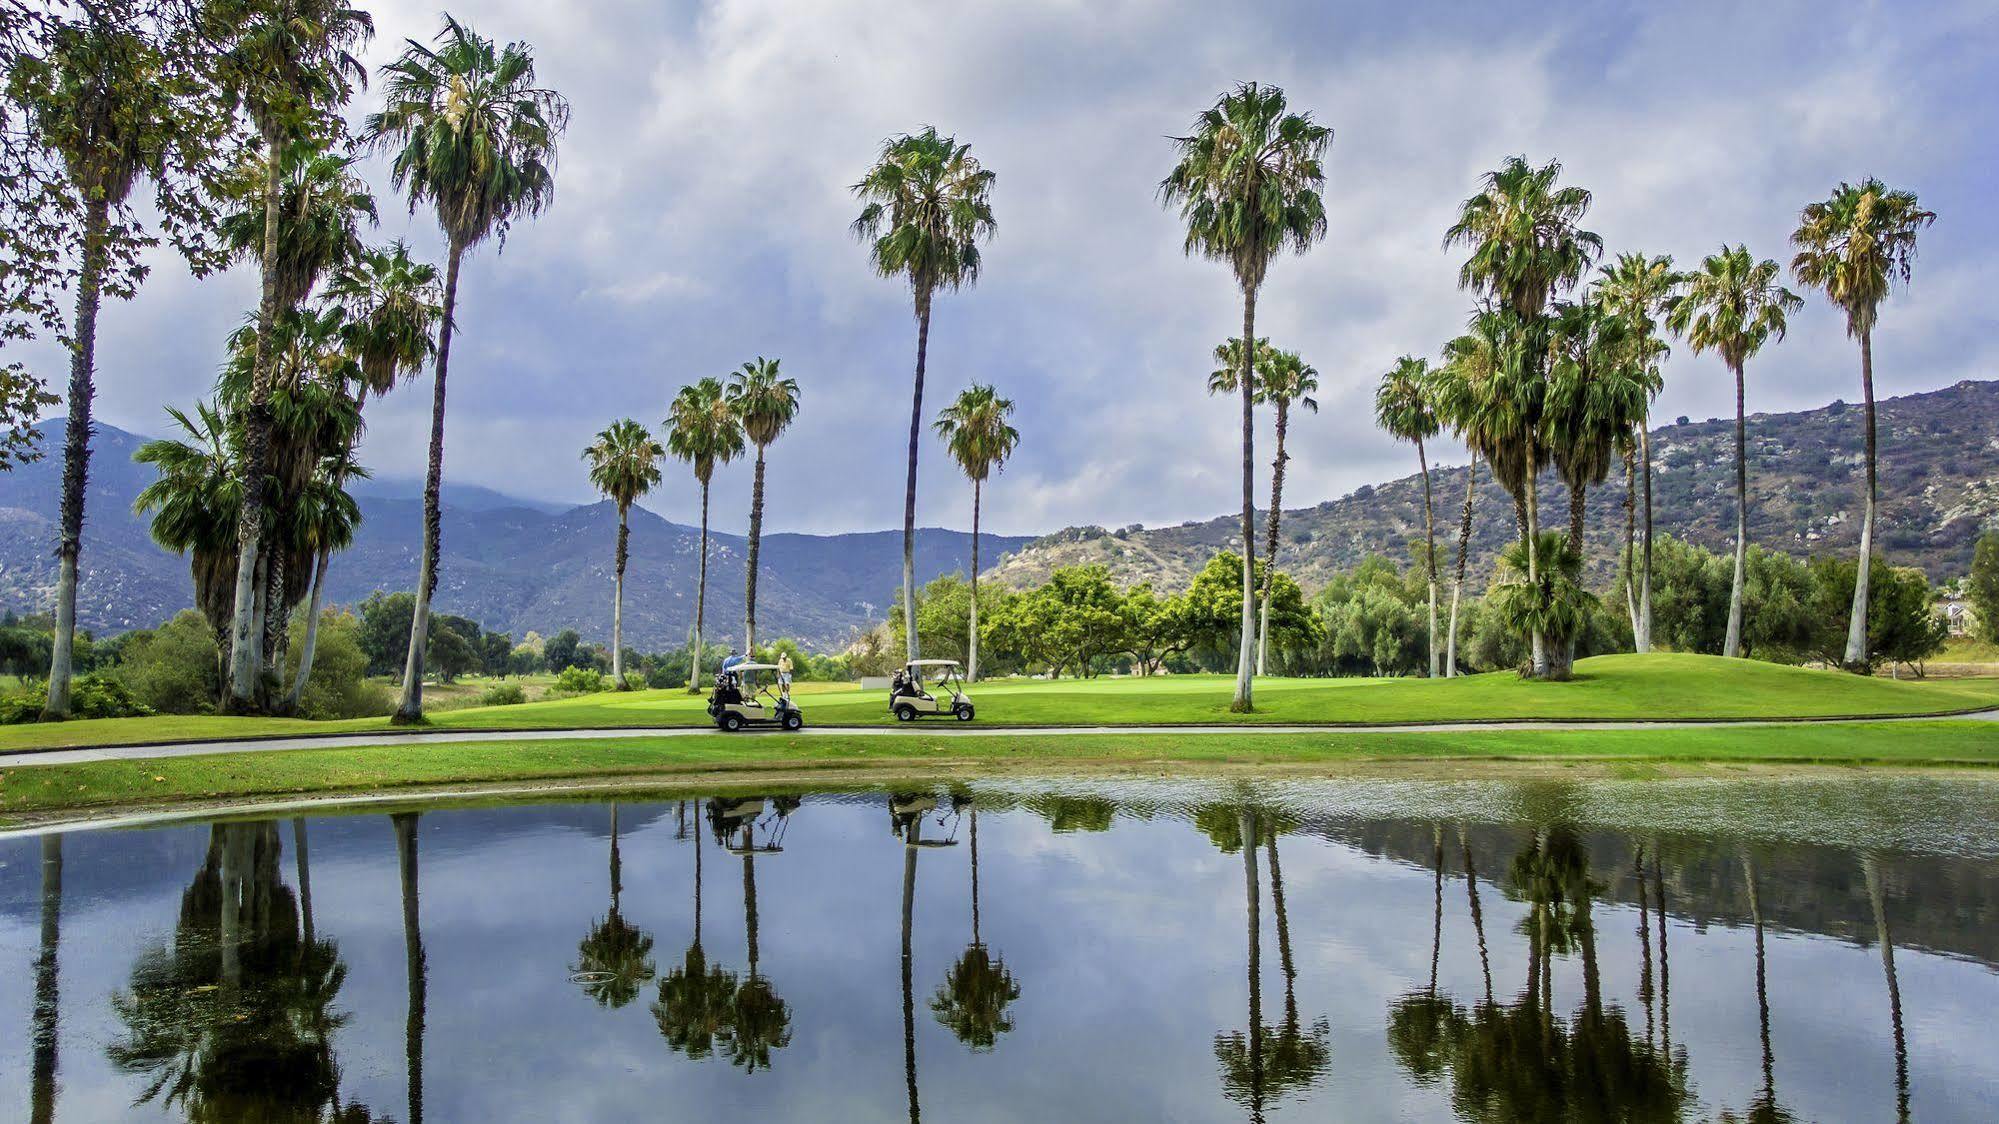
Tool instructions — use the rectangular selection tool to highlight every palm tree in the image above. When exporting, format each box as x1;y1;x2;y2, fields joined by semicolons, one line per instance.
209;0;374;713
1443;156;1600;677
1215;808;1266;1116
726;357;801;655
1665;246;1799;659
216;140;376;313
852;128;997;665
932;800;1022;1050
934;385;1020;682
363;15;570;723
654;809;738;1060
31;835;61;1124
1256;349;1318;676
288;243;440;710
573;803;656;1008
1861;853;1911;1123
1376;355;1441;676
1593;252;1680;652
1430;316;1509;676
392;812;426;1124
29;18;178;719
1790;181;1936;669
666;378;744;690
134;402;242;679
718;800;793;1072
582;420;666;686
1162;82;1331;711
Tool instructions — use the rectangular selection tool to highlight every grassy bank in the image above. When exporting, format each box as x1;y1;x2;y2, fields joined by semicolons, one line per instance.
3;719;1996;824
5;653;1998;755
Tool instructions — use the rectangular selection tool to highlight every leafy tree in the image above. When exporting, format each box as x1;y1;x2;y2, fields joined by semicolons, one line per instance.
582;418;665;686
282;607;383;718
1806;557;1946;673
1791;180;1936;668
665;377;743;689
112;610;222;713
852;126;997;664
1665;246;1799;658
1121;585;1195;676
1970;532;1999;644
480;631;513;677
424;621;478;683
362;14;570;723
1161;82;1330;710
727;357;800;654
1375;355;1440;676
889;574;972;665
935;383;1019;682
356;590;414;676
543;628;582;673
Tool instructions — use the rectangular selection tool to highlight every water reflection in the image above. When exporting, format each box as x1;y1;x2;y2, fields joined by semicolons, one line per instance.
4;775;1998;1121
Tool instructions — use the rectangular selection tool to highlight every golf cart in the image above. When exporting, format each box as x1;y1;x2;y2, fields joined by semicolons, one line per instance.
888;658;974;722
708;662;804;731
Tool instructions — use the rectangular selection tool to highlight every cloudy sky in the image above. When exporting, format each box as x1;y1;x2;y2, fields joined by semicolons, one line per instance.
37;0;1999;536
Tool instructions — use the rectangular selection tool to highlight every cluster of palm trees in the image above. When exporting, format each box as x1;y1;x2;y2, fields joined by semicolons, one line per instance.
1378;155;1933;678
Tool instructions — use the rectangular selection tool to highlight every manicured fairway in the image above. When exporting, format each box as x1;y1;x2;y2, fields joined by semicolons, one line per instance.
3;653;1996;754
3;718;1997;823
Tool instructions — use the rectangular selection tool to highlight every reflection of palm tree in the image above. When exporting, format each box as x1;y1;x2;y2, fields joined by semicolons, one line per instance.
394;813;426;1124
654;806;738;1059
1738;853;1794;1123
1633;842;1656;1046
1389;826;1450;1083
1262;829;1330;1098
294;819;314;945
1459;826;1493;1004
109;822;350;1122
897;795;927;1123
574;803;657;1009
1214;809;1266;1121
1864;854;1911;1123
32;835;61;1124
721;798;792;1072
933;802;1021;1050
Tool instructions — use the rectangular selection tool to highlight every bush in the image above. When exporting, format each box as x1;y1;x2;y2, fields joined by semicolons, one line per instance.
552;665;608;695
1;673;155;723
286;610;393;720
112;610;221;714
480;682;527;706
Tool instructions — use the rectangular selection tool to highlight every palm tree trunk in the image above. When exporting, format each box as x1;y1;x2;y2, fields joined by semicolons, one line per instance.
1256;399;1289;677
395;812;426;1124
1268;833;1298;1030
1743;853;1776;1112
968;805;982;947
1232;289;1258;711
42;197;110;721
1240;808;1265;1118
742;848;759;975
1725;359;1749;659
1843;329;1877;669
1653;849;1671;1055
1427;826;1443;993
745;445;767;655
968;479;981;682
1864;854;1910;1122
395;240;465;724
1639;426;1655;653
1419;437;1439;678
689;480;710;691
293;817;314;946
1635;843;1654;1043
1447;456;1478;677
30;835;60;1124
613;503;629;684
901;813;922;1124
1526;455;1547;677
903;290;934;664
1459;825;1492;1004
285;546;332;713
1623;445;1638;637
226;131;289;712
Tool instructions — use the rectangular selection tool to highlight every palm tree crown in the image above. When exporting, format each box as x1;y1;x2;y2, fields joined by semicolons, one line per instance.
934;385;1021;483
1159;82;1330;293
1207;337;1274;398
666;378;744;485
1594;251;1682;339
323;241;441;399
218;140;376;311
584;419;666;512
1444;155;1601;317
1374;356;1437;444
362;15;570;251
208;0;373;140
727;358;801;449
1665;246;1800;370
850;127;996;302
1789;179;1936;338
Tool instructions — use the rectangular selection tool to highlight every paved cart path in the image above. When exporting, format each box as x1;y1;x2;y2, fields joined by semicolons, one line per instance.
6;709;1998;769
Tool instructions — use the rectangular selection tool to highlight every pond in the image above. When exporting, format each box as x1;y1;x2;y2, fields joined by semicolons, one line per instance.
3;772;1998;1121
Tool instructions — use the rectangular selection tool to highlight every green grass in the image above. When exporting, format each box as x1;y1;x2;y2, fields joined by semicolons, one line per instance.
4;653;1998;755
4;719;1997;823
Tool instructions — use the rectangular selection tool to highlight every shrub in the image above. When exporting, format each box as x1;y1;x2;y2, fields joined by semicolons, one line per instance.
113;610;221;714
1;674;154;723
286;610;394;719
480;682;528;706
552;665;608;695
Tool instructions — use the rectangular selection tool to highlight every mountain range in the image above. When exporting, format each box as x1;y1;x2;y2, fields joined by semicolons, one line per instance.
3;379;1994;649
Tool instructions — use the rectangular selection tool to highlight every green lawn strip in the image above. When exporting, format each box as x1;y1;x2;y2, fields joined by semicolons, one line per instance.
5;654;1997;754
4;720;1996;823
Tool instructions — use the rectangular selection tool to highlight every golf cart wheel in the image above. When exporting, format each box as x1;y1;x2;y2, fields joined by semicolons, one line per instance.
894;704;917;722
782;710;804;731
955;703;974;721
721;713;744;732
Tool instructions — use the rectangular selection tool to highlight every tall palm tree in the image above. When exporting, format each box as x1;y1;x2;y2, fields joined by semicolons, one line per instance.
1430;315;1510;676
934;384;1020;682
573;803;656;1008
1376;355;1441;676
209;0;374;713
852;127;997;665
1665;246;1799;659
288;242;440;710
932;799;1021;1050
666;378;744;691
1256;349;1318;676
726;357;801;655
1593;252;1680;652
134;402;241;681
1215;808;1266;1116
582;419;666;686
363;14;570;723
216;140;376;312
1443;156;1600;677
654;809;738;1060
1790;181;1936;669
30;18;177;719
1162;83;1331;710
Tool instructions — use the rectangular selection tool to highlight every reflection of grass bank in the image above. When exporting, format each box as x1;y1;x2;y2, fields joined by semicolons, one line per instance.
6;653;1999;754
5;719;1997;824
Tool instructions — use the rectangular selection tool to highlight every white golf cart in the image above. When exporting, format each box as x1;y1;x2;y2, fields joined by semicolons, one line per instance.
707;662;804;731
888;658;974;722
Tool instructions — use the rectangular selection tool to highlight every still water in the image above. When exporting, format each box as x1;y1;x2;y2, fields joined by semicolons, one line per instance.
3;773;1998;1122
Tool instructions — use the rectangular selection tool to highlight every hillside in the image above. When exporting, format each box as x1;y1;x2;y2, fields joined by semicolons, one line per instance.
0;423;1030;650
987;379;1999;594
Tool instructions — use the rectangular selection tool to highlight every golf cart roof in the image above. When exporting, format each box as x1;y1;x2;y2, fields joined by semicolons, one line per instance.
906;659;961;667
730;662;781;672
